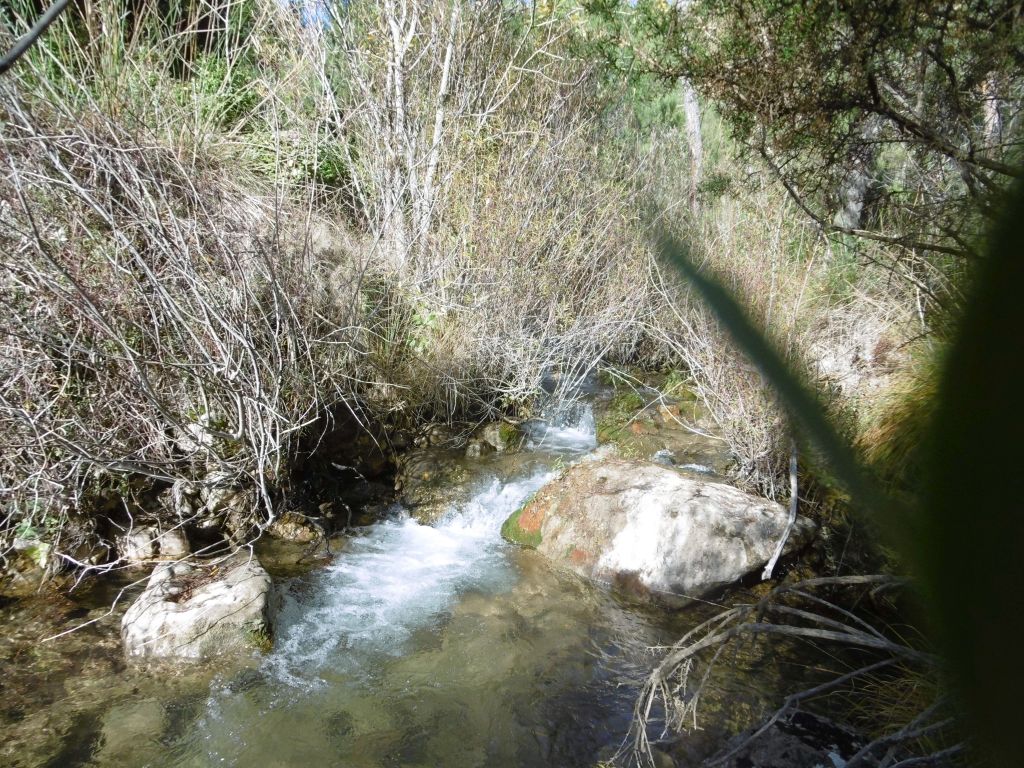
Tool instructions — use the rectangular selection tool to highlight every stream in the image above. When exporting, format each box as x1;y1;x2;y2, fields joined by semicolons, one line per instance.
166;409;670;767
1;402;793;767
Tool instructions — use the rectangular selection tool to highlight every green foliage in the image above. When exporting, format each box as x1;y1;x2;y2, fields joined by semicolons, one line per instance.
245;623;274;654
661;369;694;399
311;142;352;187
596;0;1024;292
11;518;56;569
407;306;440;357
186;53;262;130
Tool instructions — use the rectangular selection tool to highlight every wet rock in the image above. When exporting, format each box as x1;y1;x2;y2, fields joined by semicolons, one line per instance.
1;539;55;595
255;535;333;578
464;439;487;458
163;479;200;520
710;711;867;768
121;553;274;660
413;423;455;448
196;472;258;544
49;513;110;569
395;449;470;524
119;529;155;562
155;529;190;558
477;421;523;453
267;511;321;543
200;471;243;516
501;458;814;605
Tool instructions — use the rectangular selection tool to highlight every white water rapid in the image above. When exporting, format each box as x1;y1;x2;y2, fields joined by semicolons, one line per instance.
265;468;556;688
265;405;597;687
176;406;650;767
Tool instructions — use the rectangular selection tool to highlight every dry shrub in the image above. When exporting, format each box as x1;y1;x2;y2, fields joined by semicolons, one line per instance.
316;0;667;421
857;342;943;497
0;0;669;571
0;1;361;568
626;576;961;768
645;147;925;498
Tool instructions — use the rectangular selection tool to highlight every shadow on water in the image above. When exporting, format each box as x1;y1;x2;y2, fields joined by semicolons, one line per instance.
40;711;103;768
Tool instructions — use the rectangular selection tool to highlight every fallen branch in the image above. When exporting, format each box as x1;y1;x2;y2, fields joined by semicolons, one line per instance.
762;438;798;579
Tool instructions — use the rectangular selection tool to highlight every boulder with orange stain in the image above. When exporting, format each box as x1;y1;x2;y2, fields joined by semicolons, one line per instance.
500;458;814;605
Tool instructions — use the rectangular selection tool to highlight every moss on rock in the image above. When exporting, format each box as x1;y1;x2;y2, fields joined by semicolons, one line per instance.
245;623;274;654
497;422;523;449
596;389;646;444
500;504;543;548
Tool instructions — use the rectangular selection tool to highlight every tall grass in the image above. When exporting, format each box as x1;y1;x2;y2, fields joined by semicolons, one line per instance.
640;105;928;498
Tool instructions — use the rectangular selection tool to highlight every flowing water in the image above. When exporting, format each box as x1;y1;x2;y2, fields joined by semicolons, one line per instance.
0;397;815;768
161;408;677;767
1;406;725;768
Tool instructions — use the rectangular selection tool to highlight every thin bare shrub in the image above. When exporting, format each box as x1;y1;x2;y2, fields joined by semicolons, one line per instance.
308;0;668;419
625;576;961;767
0;0;361;572
641;112;923;497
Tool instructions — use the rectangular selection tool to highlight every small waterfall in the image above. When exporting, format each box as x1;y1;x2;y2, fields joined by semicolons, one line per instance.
184;403;621;766
265;470;555;688
264;404;596;687
523;401;597;453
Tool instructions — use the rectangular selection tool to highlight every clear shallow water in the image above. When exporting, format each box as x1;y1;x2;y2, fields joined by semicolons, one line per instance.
2;407;728;767
0;400;837;768
96;407;682;768
265;470;556;688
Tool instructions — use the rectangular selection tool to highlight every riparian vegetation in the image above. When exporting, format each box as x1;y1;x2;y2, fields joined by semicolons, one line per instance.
1;1;1019;764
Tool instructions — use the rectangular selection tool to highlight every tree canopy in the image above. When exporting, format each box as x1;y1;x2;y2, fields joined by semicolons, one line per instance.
589;0;1024;272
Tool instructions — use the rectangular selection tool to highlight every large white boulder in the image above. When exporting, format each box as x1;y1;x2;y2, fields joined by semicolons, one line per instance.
121;554;273;660
501;458;813;604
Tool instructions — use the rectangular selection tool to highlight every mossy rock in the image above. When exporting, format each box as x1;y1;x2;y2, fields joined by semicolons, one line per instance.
608;389;644;414
497;422;524;449
596;411;648;449
245;624;274;654
500;502;543;548
595;389;647;441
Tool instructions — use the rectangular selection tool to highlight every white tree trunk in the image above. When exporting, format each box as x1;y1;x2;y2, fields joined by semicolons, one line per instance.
681;80;703;209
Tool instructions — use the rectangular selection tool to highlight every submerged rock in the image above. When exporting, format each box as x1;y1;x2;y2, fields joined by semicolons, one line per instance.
121;554;274;660
710;710;867;768
500;458;813;604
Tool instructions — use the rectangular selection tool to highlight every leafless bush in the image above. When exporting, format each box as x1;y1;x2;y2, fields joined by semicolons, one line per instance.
309;0;666;419
641;144;923;498
0;2;363;570
0;0;673;575
625;576;961;768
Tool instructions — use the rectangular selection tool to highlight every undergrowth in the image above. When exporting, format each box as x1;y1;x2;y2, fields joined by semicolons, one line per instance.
0;1;940;588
